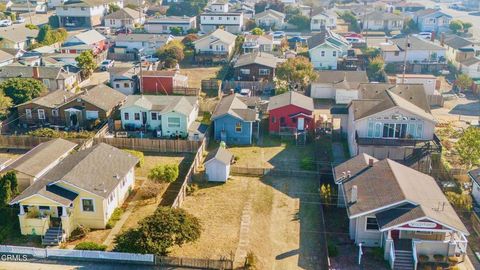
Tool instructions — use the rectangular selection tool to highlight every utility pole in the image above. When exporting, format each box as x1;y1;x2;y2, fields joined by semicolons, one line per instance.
137;49;144;94
27;0;33;25
401;35;410;84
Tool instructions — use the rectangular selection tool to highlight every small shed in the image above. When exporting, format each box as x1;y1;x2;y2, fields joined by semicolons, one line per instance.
205;147;233;182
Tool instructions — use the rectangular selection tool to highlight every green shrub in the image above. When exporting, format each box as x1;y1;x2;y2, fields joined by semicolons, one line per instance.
26;128;95;139
106;208;124;229
186;183;199;196
245;251;258;269
300;157;315;171
25;24;38;30
372;247;384;261
123;149;144;168
68;225;90;241
74;241;107;251
327;242;338;257
148;164;179;183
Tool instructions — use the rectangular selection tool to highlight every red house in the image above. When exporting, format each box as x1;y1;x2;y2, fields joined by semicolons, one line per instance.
267;91;315;134
141;70;189;95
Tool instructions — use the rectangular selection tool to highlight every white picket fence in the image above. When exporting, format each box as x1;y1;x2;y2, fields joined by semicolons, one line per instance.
0;245;154;264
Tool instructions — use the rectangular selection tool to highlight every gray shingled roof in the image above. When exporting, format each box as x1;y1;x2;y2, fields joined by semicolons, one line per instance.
212;94;257;122
254;9;285;20
17;90;77;109
442;35;474;49
4;138;78;178
194;29;236;46
0;50;14;63
206;147;233;165
337;157;468;234
234;52;279;69
0;66;64;80
104;7;143;20
67;29;105;45
365;10;403;21
10;143;139;205
267;91;314;112
76;84;126;111
115;33;172;43
313;71;369;90
392;36;445;51
121;95;197;117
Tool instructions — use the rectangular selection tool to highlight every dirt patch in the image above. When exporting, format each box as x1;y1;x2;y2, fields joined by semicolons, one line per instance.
180;66;221;89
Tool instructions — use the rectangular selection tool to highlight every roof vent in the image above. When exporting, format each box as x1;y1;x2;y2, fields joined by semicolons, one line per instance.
350;185;358;204
368;158;374;167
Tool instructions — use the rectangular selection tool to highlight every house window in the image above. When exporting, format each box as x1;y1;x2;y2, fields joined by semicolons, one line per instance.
168;117;181;128
313;19;319;24
259;69;270;75
321;51;325;57
235;122;242;132
365;217;379;231
333;51;337;57
367;122;374;137
116;83;120;88
209;45;213;50
240;69;250;75
280;117;285;125
394;51;400;56
81;198;94;212
39;206;50;211
124;112;129;120
38;109;46;120
25;109;32;119
134;113;140;120
271;116;275;123
52;109;59;117
124;82;130;87
151;112;157;120
416;124;423;139
374;123;382;138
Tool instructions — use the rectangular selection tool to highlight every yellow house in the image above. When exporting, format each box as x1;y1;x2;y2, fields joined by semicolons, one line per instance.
10;143;138;246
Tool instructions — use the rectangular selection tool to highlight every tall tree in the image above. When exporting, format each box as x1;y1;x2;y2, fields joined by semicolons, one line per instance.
456;74;473;92
76;51;97;79
456;127;480;169
0;78;46;105
114;207;202;255
288;14;310;31
449;20;463;33
251;27;264;35
0;92;12;118
155;40;185;68
0;180;12;206
367;56;385;82
276;57;317;92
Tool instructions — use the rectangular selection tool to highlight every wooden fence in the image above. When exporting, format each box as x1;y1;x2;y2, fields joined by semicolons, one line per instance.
93;137;202;153
201;79;222;98
428;94;444;107
155;255;233;269
222;80;275;93
0;136;87;150
231;166;320;178
173;87;200;96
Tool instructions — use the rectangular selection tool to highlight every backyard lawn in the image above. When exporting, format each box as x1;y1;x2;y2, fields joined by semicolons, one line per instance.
180;66;222;89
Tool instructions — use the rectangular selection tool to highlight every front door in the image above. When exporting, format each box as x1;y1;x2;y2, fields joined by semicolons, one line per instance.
297;117;305;131
391;230;400;240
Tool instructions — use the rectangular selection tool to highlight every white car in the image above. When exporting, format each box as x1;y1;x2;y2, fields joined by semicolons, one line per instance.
141;55;159;63
100;60;115;71
417;32;432;40
0;20;12;27
273;31;286;38
14;17;25;24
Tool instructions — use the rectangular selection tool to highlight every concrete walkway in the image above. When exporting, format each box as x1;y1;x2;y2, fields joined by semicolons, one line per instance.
102;176;148;248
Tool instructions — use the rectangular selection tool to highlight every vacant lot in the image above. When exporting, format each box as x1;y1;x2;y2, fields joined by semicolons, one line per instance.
180;66;221;89
171;175;325;270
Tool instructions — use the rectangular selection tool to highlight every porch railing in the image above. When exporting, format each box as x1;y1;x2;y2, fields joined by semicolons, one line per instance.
389;240;395;270
412;240;418;270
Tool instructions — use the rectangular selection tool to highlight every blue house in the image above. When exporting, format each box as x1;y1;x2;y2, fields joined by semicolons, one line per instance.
414;9;452;33
212;94;259;145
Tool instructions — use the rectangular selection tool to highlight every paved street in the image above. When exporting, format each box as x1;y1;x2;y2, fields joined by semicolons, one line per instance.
0;259;192;270
0;11;51;30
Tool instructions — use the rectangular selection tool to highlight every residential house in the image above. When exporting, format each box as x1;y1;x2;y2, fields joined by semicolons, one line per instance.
199;11;244;34
310;71;369;104
362;11;404;31
254;9;286;30
344;83;440;167
439;34;478;68
458;57;480;79
308;29;350;70
0;26;38;50
242;34;274;53
9;1;47;13
205;147;233;182
0;139;77;191
267;91;315;135
56;0;124;28
0;50;14;67
119;95;198;138
334;155;468;269
212;94;259;145
114;33;173;55
393;1;426;13
140;70;188;95
109;66;138;95
17;84;126;128
10;143;139;244
394;74;438;96
104;7;145;29
233;52;279;82
311;10;337;31
208;0;229;13
414;9;452;33
0;65;77;91
193;29;236;62
144;16;197;34
469;168;480;205
61;29;107;55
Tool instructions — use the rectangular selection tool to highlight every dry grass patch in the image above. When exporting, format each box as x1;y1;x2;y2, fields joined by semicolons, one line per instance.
135;152;187;179
180;66;221;89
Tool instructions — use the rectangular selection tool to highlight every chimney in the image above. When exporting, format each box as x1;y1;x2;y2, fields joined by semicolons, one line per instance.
32;66;39;79
346;170;351;178
368;158;374;167
441;33;445;47
350;185;358;204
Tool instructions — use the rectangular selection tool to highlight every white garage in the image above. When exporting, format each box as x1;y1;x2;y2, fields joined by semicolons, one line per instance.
205;147;233;182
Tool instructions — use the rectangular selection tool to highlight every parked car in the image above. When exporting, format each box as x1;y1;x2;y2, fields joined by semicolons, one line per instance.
115;27;132;34
95;26;111;36
14;17;25;24
272;31;285;38
417;32;432;40
141;55;159;63
100;60;115;71
0;20;12;27
64;22;76;27
239;89;251;97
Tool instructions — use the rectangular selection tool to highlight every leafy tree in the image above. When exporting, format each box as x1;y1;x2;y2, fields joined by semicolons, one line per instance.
446;191;473;212
10;13;16;22
288;14;310;31
276;57;317;92
0;92;12;118
284;5;301;19
155;40;185;68
169;26;183;36
338;11;360;33
449;20;463;33
108;3;120;13
244;19;256;31
166;0;208;17
48;15;59;28
125;3;138;9
362;47;380;59
0;180;12;206
2;171;18;196
148;164;179;183
181;34;198;50
0;78;46;105
37;25;68;45
251;27;264;35
462;22;473;33
367;56;385;82
403;18;418;33
456;73;473;92
254;0;285;13
456;127;480;169
114;207;202;255
76;51;97;79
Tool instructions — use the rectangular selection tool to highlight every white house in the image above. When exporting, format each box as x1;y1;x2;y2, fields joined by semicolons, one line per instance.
114;33;173;55
109;66;138;95
310;71;369;103
205;147;233;182
379;36;446;64
459;57;480;79
468;168;480;205
362;10;404;31
144;16;197;34
254;9;286;30
311;10;337;31
193;29;236;57
56;0;124;28
199;11;243;34
242;34;274;53
414;9;452;33
104;7;145;29
395;74;437;96
307;29;350;70
208;0;229;13
439;35;478;68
